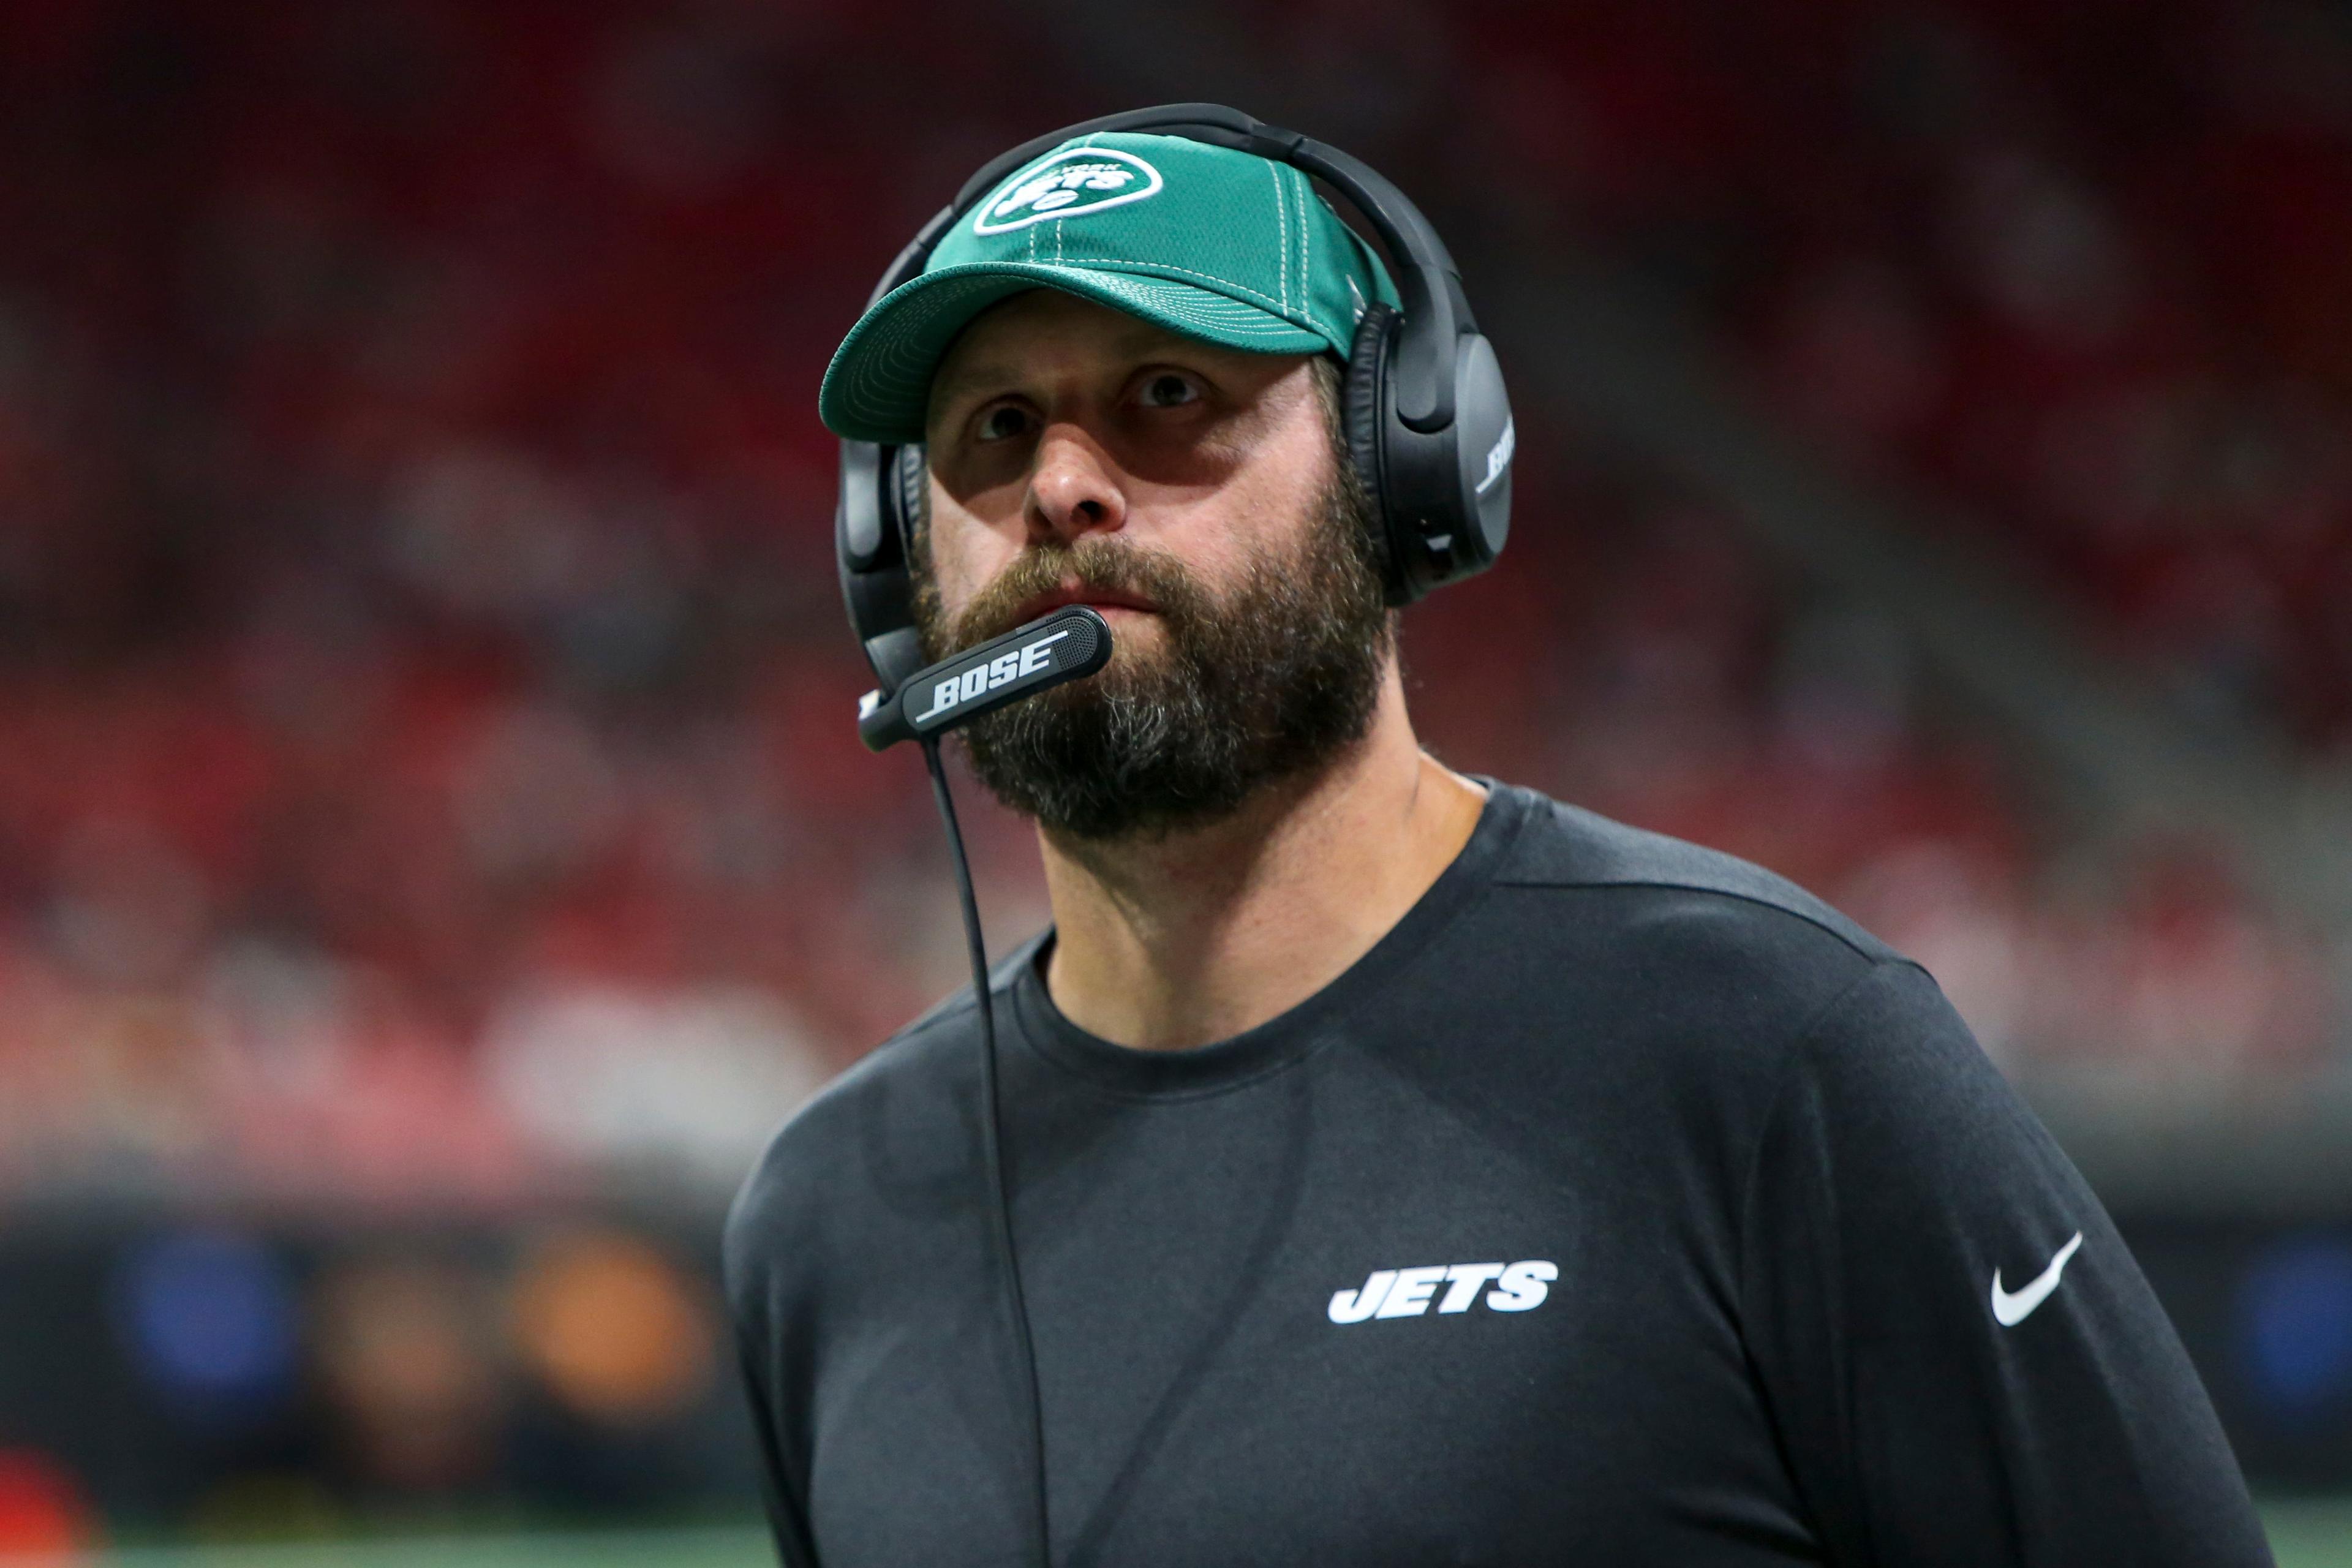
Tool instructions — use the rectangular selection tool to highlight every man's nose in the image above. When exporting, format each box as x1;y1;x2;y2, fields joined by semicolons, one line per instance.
1025;423;1128;548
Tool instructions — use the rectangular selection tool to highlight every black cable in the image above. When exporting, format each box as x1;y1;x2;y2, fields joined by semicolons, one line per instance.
922;736;1052;1568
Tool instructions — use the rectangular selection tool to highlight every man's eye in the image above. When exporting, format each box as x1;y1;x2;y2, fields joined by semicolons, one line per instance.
1137;373;1198;409
974;405;1031;442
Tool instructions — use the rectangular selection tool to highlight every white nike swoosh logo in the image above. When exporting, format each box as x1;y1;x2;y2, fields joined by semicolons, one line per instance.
1991;1231;2083;1326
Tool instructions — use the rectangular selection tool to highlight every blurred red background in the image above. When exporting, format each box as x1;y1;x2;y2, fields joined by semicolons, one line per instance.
0;0;2348;1546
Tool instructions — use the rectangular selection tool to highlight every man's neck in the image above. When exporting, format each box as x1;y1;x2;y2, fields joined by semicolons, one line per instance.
1038;678;1488;1051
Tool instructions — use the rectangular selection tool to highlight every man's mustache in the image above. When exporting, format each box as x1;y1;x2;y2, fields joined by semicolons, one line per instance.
951;538;1208;652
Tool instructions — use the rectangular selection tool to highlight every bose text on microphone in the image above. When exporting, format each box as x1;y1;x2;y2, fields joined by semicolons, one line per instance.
856;605;1114;752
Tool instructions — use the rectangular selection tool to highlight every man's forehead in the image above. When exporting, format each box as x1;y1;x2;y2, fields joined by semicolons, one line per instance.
930;292;1206;403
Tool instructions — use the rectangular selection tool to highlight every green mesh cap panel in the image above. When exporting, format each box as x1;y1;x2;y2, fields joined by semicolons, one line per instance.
819;130;1400;445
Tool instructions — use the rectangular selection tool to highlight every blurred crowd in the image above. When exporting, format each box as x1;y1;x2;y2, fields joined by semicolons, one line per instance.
1462;0;2352;744
0;0;2346;1216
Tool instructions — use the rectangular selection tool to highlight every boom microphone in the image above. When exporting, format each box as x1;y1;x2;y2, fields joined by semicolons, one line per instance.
858;605;1114;750
856;600;1115;1568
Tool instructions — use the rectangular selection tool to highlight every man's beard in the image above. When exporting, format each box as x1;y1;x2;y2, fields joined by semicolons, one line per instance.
910;467;1393;842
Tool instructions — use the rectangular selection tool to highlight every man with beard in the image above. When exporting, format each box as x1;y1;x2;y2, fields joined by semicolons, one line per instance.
725;130;2269;1567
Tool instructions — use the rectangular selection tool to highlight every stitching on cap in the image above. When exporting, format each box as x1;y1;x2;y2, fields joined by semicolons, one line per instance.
1269;162;1282;309
1060;132;1099;264
889;260;1322;325
1298;172;1309;304
1294;170;1311;328
1270;160;1289;312
1289;165;1308;315
1077;259;1302;318
941;258;1310;322
1092;278;1303;334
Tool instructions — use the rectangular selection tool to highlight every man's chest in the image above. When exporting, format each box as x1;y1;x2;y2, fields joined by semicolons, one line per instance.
793;1065;1819;1567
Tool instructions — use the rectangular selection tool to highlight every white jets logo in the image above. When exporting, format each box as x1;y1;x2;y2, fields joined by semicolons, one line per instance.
1991;1231;2082;1327
1327;1259;1556;1324
974;148;1164;235
913;629;1068;725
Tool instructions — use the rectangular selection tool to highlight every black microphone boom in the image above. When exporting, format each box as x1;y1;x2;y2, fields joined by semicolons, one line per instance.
858;605;1114;750
856;601;1115;1568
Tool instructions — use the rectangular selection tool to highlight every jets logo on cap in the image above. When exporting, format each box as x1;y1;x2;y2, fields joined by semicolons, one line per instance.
974;148;1164;235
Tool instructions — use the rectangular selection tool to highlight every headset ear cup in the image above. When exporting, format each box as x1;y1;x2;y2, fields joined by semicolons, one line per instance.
1344;303;1402;601
837;438;924;694
894;444;927;544
1447;334;1512;580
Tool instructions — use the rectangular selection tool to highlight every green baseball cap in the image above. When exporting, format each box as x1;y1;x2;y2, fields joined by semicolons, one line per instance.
819;130;1400;446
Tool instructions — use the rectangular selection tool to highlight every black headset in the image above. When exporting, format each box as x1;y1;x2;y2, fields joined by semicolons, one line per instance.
834;102;1515;701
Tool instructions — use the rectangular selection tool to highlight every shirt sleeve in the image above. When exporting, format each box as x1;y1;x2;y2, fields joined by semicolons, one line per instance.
725;1179;824;1568
733;1322;820;1568
1738;957;2274;1567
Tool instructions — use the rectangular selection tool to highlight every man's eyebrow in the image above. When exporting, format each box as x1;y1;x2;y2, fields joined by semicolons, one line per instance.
929;360;1024;409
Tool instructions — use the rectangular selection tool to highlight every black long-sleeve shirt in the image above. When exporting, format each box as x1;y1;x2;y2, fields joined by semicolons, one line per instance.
723;782;2272;1566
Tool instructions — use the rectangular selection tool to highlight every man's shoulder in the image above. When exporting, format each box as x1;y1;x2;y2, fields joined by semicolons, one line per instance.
1489;782;1898;967
1464;783;1918;1052
722;946;1024;1297
1436;783;1953;1126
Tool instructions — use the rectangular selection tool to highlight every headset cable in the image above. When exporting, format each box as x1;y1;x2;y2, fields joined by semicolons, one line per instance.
923;736;1053;1568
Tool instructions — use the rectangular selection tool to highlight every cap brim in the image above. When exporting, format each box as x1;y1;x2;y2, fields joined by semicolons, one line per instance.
818;262;1332;445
